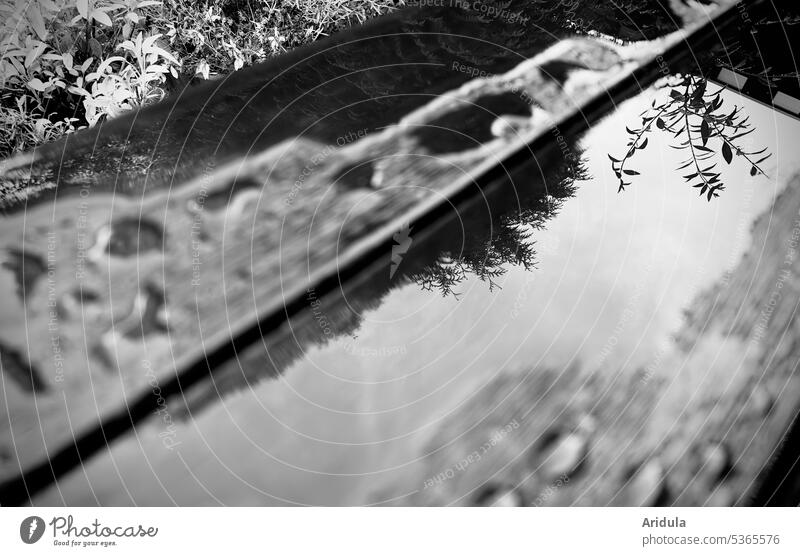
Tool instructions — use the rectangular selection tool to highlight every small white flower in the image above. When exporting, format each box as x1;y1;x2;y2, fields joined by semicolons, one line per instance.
196;60;210;80
268;28;286;52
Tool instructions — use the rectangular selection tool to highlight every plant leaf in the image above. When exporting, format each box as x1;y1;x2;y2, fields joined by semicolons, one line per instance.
722;142;732;164
88;37;103;58
700;119;710;145
24;43;47;68
27;77;46;91
91;9;112;26
27;3;48;40
729;128;754;141
692;79;706;101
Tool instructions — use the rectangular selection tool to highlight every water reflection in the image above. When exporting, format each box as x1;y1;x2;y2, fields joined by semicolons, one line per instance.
2;0;687;497
176;138;585;413
610;76;772;199
411;156;586;297
29;87;800;506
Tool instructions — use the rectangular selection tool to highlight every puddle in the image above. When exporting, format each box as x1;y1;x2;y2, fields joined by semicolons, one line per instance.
28;88;800;505
1;6;696;487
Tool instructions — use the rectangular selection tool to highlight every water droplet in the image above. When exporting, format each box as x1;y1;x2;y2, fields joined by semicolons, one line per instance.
700;443;731;481
626;460;667;506
705;485;736;506
747;385;773;417
490;115;529;139
476;486;522;507
577;414;597;435
540;431;588;479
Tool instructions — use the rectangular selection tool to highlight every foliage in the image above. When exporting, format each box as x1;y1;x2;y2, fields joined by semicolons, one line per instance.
0;93;78;154
0;0;180;156
412;158;586;298
412;223;537;299
0;0;399;158
609;75;771;201
159;0;396;81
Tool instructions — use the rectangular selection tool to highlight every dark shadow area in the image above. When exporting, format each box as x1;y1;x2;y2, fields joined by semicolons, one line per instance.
0;0;684;212
608;0;800;200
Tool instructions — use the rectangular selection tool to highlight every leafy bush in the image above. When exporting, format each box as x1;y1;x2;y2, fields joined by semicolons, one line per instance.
0;0;399;159
159;0;397;80
0;0;182;157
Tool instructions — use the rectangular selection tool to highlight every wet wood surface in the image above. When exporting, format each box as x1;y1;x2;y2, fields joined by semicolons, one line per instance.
379;175;800;507
4;0;797;506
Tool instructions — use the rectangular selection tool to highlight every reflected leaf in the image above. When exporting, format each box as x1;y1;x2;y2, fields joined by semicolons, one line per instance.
722;142;732;164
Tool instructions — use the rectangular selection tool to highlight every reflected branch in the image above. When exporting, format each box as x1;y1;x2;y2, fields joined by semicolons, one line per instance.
610;75;772;201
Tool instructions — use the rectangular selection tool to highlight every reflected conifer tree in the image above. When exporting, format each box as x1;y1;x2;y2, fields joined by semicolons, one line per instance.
410;151;587;297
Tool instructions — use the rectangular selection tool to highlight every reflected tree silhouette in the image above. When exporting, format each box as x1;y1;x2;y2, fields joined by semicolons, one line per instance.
411;155;587;297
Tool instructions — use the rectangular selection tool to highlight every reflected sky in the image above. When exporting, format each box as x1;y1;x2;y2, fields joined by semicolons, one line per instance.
33;88;800;506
